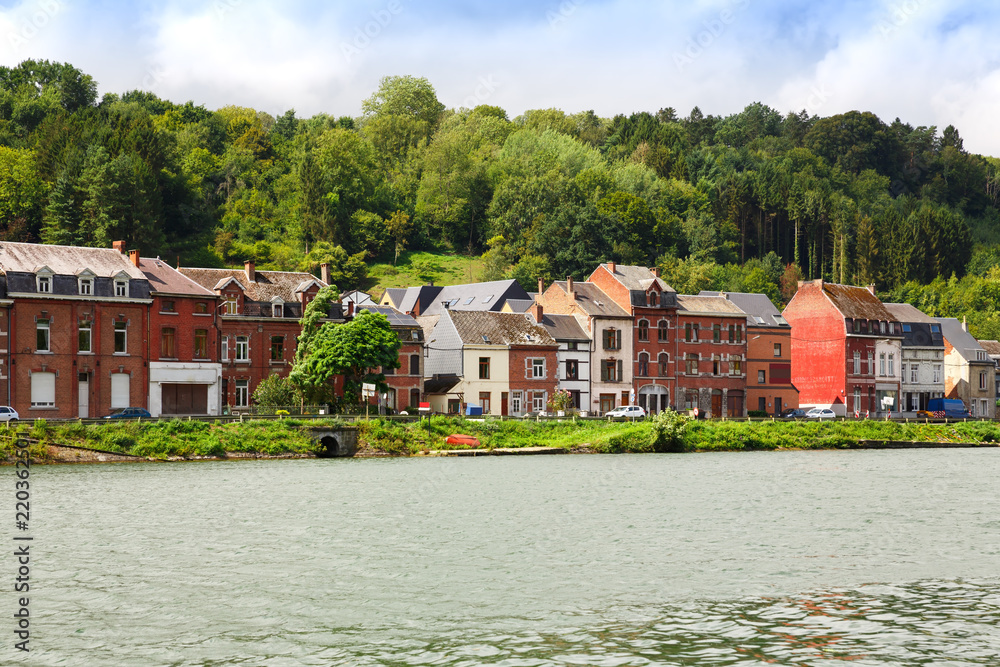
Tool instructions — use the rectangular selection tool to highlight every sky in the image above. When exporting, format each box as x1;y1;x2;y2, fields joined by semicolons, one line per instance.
2;0;1000;154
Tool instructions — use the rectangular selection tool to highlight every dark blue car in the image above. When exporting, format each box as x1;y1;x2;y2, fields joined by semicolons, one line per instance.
103;407;152;419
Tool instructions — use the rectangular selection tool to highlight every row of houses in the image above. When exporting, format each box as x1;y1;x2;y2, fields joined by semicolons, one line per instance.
0;240;994;420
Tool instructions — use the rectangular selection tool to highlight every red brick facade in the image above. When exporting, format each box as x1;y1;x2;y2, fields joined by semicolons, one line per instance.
746;327;798;415
674;312;747;416
508;344;559;411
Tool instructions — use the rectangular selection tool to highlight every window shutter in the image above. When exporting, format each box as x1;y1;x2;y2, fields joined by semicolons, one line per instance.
30;372;55;407
526;358;531;380
111;373;130;408
615;329;621;350
601;362;608;382
617;359;623;382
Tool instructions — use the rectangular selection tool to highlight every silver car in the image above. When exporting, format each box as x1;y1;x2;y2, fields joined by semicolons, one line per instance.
606;405;646;420
0;406;19;422
805;408;836;420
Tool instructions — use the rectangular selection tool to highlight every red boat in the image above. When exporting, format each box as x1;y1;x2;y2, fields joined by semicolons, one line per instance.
445;434;481;448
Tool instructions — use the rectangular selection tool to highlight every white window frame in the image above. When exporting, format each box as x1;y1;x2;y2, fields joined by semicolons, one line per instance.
235;335;249;362
114;321;127;354
888;353;895;377
36;318;50;352
853;351;860;375
30;372;56;408
235;380;249;407
880;353;886;376
114;279;128;298
910;364;918;384
933;364;942;383
78;322;92;353
36;274;51;293
221;336;229;361
511;391;522;415
532;391;546;412
78;276;93;296
225;297;238;315
532;358;545;379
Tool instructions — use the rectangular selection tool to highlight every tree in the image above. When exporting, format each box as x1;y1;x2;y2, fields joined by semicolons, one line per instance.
385;210;413;264
299;242;367;290
291;309;401;406
362;75;445;129
252;374;302;408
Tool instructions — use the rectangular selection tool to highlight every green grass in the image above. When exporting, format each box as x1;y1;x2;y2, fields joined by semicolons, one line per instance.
367;250;484;296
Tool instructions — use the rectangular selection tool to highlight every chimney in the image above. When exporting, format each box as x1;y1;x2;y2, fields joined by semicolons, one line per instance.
963;316;968;332
867;284;876;296
112;240;126;254
537;278;544;294
321;262;330;285
176;255;181;269
128;249;139;267
608;261;616;274
245;260;255;283
650;266;660;278
347;301;355;317
566;276;576;302
529;301;543;323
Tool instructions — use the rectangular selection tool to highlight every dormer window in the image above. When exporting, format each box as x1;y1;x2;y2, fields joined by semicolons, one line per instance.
273;303;283;318
114;272;129;298
79;277;93;295
37;275;50;293
224;297;238;315
649;291;659;306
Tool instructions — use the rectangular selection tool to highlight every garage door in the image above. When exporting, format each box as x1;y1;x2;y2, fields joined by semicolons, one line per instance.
161;384;209;415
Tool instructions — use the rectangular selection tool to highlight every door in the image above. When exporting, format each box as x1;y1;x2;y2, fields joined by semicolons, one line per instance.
712;390;722;417
774;397;782;415
600;394;614;414
758;397;766;412
78;373;89;418
501;392;508;417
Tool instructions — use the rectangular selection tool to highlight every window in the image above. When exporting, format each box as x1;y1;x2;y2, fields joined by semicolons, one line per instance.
384;359;395;375
854;387;861;413
162;300;176;313
658;353;669;376
115;280;128;297
567;341;578;351
867;352;874;375
853;351;861;374
933;364;941;383
161;328;176;358
195;329;208;359
532;358;545;378
224;297;238;315
735;325;743;343
638;319;649;341
648;291;658;306
602;328;621;350
730;356;741;375
30;372;55;408
511;391;522;414
270;336;284;361
712;357;720;375
911;364;918;384
272;303;283;318
601;359;622;382
638;353;649;377
447;399;461;414
657;321;669;342
685;353;699;375
685;323;691;341
221;336;229;361
479;392;491;413
566;359;579;380
888;353;894;376
533;392;546;412
773;343;781;357
114;321;127;354
901;363;906;383
728;324;735;343
111;373;129;409
37;275;51;293
36;318;50;352
195;302;208;314
758;369;766;384
684;323;699;342
78;322;91;353
910;393;919;411
980;371;988;391
78;277;93;295
713;324;721;343
464;297;475;305
880;353;886;376
981;399;990;418
410;355;420;375
235;380;249;407
235;336;249;361
880;321;886;334
479;357;490;379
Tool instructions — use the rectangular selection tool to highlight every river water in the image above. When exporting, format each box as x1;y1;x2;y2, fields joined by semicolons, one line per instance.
21;450;1000;665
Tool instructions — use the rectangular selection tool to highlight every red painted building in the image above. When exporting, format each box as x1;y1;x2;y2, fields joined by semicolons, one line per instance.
0;241;151;418
782;280;903;416
179;261;340;412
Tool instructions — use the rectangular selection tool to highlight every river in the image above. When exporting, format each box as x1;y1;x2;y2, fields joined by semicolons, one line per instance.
23;449;1000;665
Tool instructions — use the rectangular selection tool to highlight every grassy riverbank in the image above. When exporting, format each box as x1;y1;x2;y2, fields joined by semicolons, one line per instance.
1;414;999;461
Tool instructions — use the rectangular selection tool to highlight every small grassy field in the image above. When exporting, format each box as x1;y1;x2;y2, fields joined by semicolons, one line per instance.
366;251;484;297
1;415;999;462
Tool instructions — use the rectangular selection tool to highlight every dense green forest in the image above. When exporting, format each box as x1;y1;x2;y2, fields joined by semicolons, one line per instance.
4;60;1000;334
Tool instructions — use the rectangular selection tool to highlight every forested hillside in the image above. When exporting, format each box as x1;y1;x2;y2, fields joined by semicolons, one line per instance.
3;60;1000;333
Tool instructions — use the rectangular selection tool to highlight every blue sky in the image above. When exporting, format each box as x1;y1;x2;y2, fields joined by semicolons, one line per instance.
3;0;1000;154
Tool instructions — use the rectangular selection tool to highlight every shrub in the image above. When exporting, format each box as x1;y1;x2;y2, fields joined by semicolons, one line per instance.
747;410;769;418
650;409;690;452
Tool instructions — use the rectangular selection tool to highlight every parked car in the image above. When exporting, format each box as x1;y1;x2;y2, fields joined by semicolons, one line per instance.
0;406;19;422
103;407;152;419
805;408;837;420
606;405;646;420
779;408;807;420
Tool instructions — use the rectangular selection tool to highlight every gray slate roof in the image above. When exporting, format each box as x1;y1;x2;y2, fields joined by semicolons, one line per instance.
354;304;420;328
0;241;146;279
392;280;530;316
549;281;630;318
936;318;992;363
382;288;407;309
504;299;534;313
535;313;589;341
677;294;746;316
449;311;556;346
699;291;787;325
883;303;938;324
179;267;327;302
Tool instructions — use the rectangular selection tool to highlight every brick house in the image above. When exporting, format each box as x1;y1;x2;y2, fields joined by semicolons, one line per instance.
179;261;340;412
527;302;592;412
352;303;425;412
883;303;946;415
421;309;557;416
587;262;678;414
535;276;634;415
702;291;798;416
675;294;749;417
935;317;996;418
137;255;222;417
782;280;903;416
0;241;151;418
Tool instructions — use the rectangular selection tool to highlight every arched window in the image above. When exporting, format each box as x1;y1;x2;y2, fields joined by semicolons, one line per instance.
658;353;669;376
657;320;669;341
637;319;649;341
638;352;649;377
649;291;659;306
